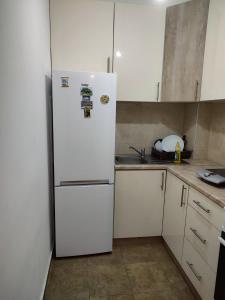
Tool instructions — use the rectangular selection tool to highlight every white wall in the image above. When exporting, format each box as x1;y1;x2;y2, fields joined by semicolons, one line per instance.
0;1;53;300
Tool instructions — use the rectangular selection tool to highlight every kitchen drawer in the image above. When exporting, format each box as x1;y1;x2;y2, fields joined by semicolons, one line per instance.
185;205;220;273
188;187;224;230
182;239;216;300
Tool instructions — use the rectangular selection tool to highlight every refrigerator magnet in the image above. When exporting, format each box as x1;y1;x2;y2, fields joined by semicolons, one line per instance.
100;95;110;104
61;77;69;87
80;85;93;97
80;85;93;118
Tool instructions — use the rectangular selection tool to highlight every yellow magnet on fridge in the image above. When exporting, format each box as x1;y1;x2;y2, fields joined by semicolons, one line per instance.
100;95;110;104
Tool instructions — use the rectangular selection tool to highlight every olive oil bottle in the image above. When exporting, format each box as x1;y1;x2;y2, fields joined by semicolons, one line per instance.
174;142;181;164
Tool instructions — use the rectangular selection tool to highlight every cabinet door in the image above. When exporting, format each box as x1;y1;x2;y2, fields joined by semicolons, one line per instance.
201;0;225;101
50;0;114;72
114;2;166;102
114;170;166;238
161;0;209;102
162;172;188;264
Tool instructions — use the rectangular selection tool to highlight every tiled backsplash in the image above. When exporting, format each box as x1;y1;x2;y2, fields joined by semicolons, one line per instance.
116;101;225;166
116;102;185;154
198;102;225;165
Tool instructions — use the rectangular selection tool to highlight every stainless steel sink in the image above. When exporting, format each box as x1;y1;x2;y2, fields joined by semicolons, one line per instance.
115;155;148;164
115;155;189;165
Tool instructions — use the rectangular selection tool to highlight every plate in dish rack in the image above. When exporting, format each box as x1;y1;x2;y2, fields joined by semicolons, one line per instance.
161;135;184;152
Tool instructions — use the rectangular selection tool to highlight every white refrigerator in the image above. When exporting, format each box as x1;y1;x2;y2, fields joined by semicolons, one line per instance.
52;71;117;257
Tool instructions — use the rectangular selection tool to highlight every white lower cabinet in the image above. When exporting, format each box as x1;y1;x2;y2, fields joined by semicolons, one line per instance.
182;239;216;300
114;170;166;238
162;172;189;264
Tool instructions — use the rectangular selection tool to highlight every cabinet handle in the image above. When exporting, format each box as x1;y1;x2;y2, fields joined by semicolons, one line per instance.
107;57;111;73
156;82;160;101
190;227;207;245
186;261;202;281
161;172;165;191
195;80;199;101
193;200;211;214
180;185;186;207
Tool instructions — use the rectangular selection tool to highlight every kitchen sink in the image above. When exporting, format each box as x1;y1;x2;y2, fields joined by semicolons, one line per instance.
115;155;189;165
115;155;148;164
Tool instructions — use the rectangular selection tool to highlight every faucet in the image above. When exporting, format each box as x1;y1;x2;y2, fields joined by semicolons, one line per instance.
129;146;146;160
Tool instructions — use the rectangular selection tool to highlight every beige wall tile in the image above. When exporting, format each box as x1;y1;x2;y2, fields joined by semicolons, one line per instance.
193;103;212;160
183;103;198;151
116;101;225;165
208;102;225;165
116;102;185;154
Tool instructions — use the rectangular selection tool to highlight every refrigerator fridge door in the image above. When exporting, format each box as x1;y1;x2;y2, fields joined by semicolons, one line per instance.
52;71;116;186
55;184;114;257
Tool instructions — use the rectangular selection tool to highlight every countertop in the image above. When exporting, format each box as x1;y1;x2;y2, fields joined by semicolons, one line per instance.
115;159;225;209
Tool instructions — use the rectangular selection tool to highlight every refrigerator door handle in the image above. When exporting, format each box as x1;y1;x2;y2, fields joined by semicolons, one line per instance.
59;180;110;186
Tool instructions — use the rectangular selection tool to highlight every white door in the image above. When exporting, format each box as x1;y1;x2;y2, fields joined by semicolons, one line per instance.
114;2;166;102
55;184;114;257
53;71;116;186
201;0;225;101
163;172;188;264
50;0;114;73
114;170;166;238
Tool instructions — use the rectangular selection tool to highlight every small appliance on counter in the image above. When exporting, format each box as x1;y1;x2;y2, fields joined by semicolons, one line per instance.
197;169;225;187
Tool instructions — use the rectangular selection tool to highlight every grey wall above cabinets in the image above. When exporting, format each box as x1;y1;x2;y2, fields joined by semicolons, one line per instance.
161;0;209;102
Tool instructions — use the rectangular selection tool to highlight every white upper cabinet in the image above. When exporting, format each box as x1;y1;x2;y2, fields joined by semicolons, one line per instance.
50;0;114;72
201;0;225;101
114;2;166;102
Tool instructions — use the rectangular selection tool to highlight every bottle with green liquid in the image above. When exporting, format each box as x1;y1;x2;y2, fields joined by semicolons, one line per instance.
174;142;181;164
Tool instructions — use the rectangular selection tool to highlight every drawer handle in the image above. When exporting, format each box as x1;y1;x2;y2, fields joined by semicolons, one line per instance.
186;261;202;281
107;56;111;73
195;80;199;101
193;200;211;214
156;82;160;101
190;227;207;245
180;185;187;207
161;172;165;191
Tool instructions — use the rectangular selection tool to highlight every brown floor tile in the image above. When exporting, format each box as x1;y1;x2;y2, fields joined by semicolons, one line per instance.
88;247;123;266
51;256;89;272
44;258;89;300
133;285;196;300
44;238;196;300
88;264;131;297
90;295;134;300
126;262;172;293
172;286;196;300
148;242;172;263
121;244;153;264
114;238;162;249
133;289;177;300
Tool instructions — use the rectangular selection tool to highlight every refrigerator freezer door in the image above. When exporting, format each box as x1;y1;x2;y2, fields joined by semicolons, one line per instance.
55;184;114;257
53;71;116;186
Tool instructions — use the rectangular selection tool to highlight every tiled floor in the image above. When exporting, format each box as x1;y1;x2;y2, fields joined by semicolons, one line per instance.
44;238;196;300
